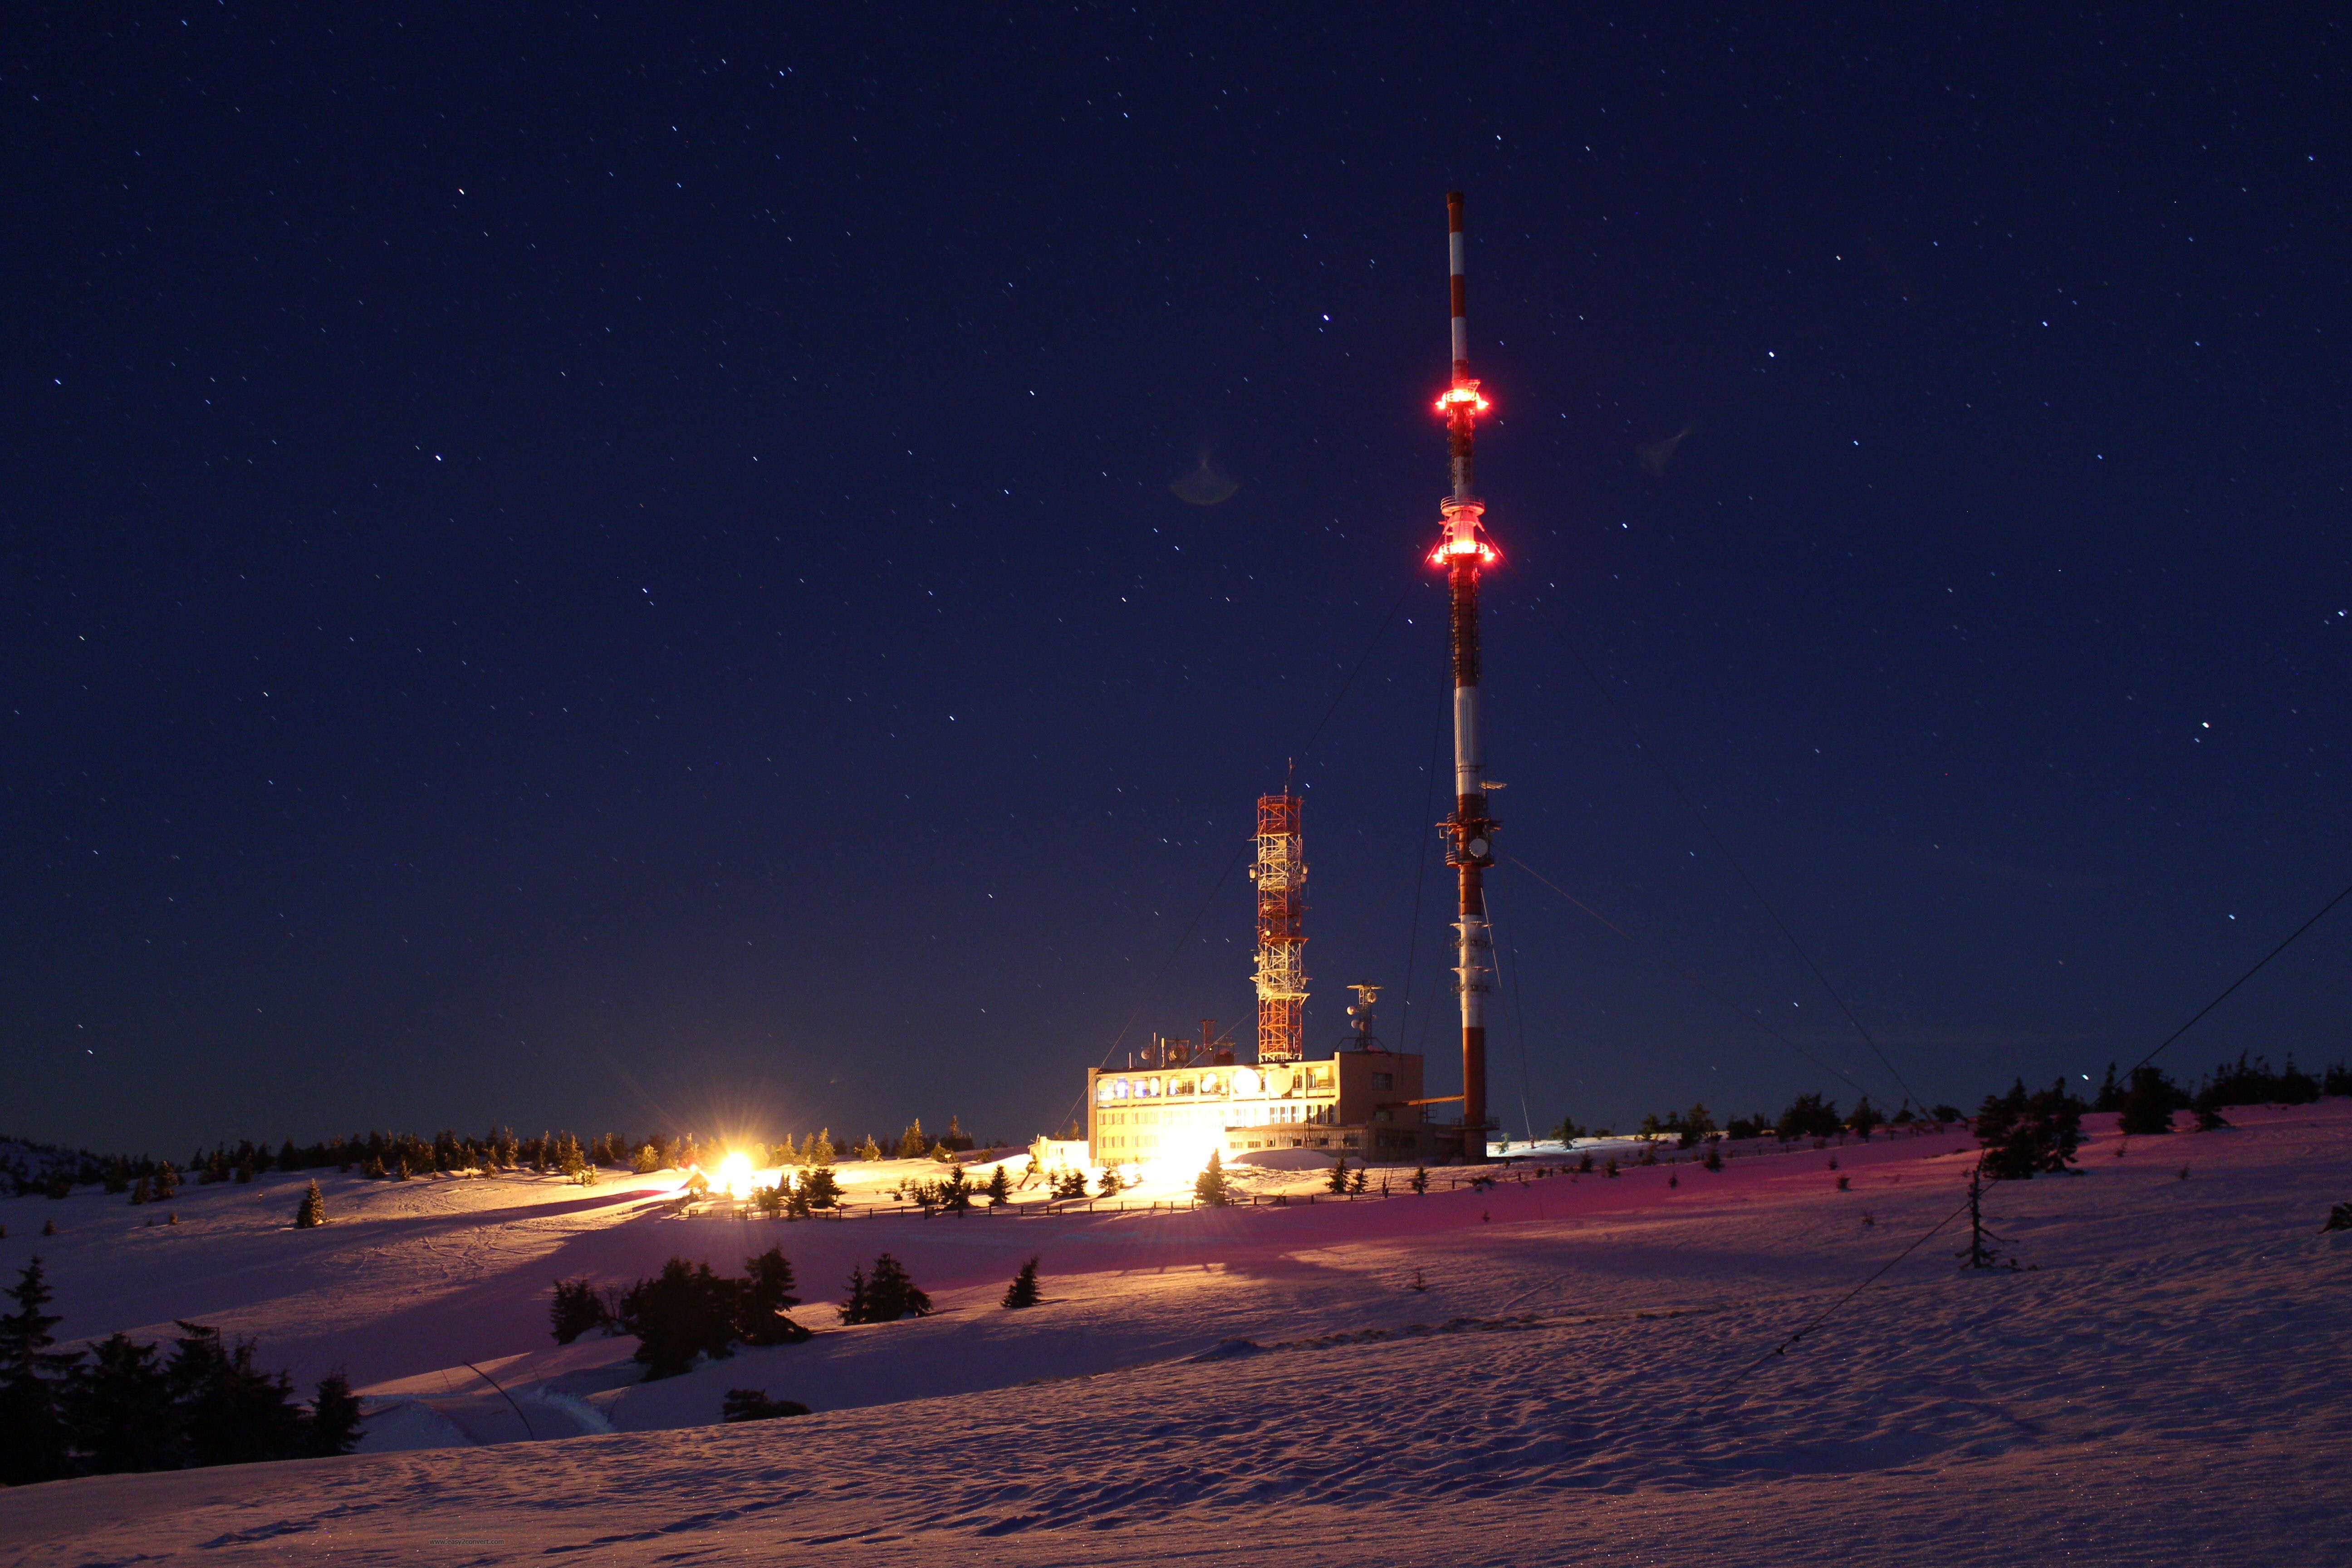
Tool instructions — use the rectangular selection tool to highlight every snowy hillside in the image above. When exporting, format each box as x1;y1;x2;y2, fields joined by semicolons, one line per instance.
3;1105;2347;1565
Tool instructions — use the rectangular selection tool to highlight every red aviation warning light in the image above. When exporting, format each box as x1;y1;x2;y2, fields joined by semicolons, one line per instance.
1427;499;1499;568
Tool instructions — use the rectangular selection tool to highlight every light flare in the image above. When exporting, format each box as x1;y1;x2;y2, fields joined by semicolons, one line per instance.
714;1151;756;1200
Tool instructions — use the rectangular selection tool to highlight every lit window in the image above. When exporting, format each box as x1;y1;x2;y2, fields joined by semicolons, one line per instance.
1113;1079;1131;1100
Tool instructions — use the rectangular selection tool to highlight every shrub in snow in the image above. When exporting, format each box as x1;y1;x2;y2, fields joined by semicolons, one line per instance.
1409;1165;1430;1194
1576;1152;1594;1175
1003;1258;1041;1310
1703;1142;1724;1172
1604;1157;1620;1179
41;1219;56;1237
1836;1175;1850;1191
721;1388;810;1422
2323;1202;2352;1234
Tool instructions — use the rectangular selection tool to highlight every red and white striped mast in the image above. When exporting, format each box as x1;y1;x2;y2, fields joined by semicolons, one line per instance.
1430;191;1499;1160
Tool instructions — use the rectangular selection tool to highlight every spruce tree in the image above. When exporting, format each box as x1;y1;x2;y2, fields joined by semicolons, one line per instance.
306;1370;363;1456
1327;1158;1351;1194
862;1253;932;1321
63;1332;175;1474
807;1129;836;1167
154;1161;179;1200
130;1174;152;1206
837;1264;870;1324
165;1323;308;1467
736;1247;812;1344
0;1259;79;1485
295;1180;326;1228
985;1163;1013;1205
1095;1165;1122;1198
1002;1257;1042;1309
549;1278;612;1344
614;1260;740;1379
1409;1165;1429;1195
1194;1150;1229;1207
856;1134;884;1161
1349;1164;1368;1194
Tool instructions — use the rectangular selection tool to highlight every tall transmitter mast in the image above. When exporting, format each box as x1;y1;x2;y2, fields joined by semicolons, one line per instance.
1431;191;1500;1158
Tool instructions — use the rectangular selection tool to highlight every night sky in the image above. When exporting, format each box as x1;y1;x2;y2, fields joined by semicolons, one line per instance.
7;8;2347;1157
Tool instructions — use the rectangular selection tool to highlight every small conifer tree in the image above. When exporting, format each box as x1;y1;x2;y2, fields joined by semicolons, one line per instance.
985;1163;1013;1205
1409;1165;1429;1195
857;1134;884;1161
1327;1158;1351;1194
549;1278;612;1344
837;1264;869;1324
154;1161;179;1200
863;1253;931;1320
1095;1165;1122;1198
130;1175;152;1205
41;1219;57;1237
1002;1257;1042;1309
307;1370;363;1455
1194;1150;1229;1206
1349;1164;1368;1194
294;1181;325;1229
807;1129;836;1167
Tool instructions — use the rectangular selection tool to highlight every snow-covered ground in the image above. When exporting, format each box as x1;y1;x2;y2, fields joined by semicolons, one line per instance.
3;1105;2348;1565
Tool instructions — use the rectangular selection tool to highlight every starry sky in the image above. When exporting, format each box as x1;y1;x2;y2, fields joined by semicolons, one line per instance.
6;7;2347;1157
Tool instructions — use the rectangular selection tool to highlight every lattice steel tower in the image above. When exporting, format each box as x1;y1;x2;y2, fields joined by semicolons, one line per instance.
1250;792;1308;1062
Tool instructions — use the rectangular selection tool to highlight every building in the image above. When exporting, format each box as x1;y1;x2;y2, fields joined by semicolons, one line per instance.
1087;1046;1429;1167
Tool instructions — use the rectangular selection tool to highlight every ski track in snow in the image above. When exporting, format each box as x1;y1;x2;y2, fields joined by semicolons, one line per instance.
2;1105;2347;1565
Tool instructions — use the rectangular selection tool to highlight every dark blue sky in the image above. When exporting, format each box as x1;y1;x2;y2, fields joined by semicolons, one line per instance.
6;6;2347;1156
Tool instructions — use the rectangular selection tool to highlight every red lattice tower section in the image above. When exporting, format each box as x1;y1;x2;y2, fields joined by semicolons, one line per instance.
1250;792;1308;1062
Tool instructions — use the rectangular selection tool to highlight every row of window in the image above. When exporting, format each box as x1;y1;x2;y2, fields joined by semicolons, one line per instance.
1097;1063;1337;1104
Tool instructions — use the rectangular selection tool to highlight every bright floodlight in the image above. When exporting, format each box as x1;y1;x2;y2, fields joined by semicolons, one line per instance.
715;1151;755;1199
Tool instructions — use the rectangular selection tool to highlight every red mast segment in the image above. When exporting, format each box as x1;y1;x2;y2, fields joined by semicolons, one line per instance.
1431;190;1497;1158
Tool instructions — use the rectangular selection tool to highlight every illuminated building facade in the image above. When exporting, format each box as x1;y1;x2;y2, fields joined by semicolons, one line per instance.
1087;1048;1428;1167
